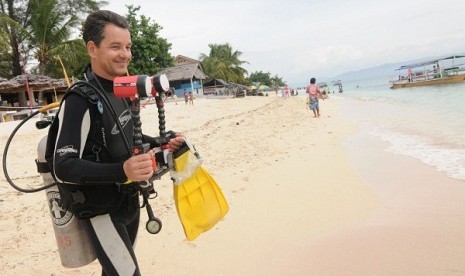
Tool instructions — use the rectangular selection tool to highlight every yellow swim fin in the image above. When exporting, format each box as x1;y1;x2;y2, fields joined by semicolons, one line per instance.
171;142;229;241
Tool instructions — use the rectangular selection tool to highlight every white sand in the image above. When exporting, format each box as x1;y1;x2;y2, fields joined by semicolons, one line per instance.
1;95;464;275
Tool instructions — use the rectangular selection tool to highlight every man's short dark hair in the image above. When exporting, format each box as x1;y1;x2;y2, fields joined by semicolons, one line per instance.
310;77;316;84
83;10;130;46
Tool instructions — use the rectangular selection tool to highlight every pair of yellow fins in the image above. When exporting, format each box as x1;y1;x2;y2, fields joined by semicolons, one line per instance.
171;141;229;241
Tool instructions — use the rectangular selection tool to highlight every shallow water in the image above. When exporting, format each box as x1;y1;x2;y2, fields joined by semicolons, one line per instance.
336;77;465;181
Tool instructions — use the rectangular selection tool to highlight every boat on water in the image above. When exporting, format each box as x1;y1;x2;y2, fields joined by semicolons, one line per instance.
390;55;465;89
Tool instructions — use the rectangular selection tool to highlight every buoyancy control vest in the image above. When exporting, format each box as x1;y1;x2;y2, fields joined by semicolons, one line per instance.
45;80;136;219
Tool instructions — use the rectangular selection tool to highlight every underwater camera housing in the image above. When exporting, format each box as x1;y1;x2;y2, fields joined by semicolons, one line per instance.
113;73;174;176
113;74;170;99
113;73;174;234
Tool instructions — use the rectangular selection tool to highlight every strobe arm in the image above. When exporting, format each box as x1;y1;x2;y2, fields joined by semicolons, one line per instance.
113;73;171;235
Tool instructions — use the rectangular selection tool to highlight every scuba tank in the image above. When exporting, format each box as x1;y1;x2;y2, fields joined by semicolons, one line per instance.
2;103;97;268
37;136;97;268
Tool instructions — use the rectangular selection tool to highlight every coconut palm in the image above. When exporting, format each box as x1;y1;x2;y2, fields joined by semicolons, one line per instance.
0;0;104;78
0;17;14;77
199;43;248;83
0;2;30;77
27;0;84;76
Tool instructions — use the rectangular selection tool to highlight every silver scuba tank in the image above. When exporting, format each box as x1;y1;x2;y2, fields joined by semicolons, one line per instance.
37;136;97;268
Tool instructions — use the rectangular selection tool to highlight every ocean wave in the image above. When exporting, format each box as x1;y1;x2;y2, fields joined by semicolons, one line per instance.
370;127;465;181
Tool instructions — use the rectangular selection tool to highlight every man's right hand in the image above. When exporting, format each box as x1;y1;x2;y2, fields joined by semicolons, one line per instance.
123;150;154;182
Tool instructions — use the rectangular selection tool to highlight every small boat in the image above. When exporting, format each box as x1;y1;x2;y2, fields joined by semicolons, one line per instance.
390;55;465;89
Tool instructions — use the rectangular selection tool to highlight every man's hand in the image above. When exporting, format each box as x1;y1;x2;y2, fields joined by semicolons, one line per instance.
168;134;185;150
123;150;154;182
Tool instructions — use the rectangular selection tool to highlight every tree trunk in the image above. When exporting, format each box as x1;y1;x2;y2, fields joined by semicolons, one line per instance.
6;0;23;76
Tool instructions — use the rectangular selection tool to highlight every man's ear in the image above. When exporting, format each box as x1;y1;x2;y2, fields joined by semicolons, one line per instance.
87;41;96;58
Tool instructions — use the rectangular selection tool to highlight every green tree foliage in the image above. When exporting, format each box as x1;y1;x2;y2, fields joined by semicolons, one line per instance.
248;71;284;88
0;17;13;77
0;0;104;78
28;0;81;75
199;43;248;84
270;75;285;88
0;0;29;77
125;5;173;76
248;71;272;86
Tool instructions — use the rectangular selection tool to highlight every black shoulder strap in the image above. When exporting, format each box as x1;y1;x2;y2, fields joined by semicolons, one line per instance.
62;81;104;115
43;81;105;175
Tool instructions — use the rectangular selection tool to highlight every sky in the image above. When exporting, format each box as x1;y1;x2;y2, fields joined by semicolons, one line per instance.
105;0;465;86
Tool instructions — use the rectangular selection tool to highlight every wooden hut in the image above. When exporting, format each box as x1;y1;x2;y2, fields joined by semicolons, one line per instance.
157;55;207;97
0;75;68;121
203;79;228;96
203;79;250;98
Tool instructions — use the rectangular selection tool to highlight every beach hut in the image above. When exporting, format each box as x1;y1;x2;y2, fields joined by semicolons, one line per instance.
0;75;68;121
203;79;250;98
157;55;207;97
203;79;228;96
228;82;250;97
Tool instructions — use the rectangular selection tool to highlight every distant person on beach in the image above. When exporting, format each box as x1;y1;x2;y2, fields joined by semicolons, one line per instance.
284;84;290;99
188;91;194;105
306;77;322;117
183;89;188;105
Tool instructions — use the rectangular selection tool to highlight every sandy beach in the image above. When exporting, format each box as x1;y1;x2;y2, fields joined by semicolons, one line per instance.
1;95;465;275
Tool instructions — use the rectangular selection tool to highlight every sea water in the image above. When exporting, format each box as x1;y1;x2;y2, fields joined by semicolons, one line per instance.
335;76;465;181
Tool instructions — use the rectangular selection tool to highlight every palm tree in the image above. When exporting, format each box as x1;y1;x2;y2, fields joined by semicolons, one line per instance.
199;43;248;83
28;0;84;76
0;0;29;77
0;0;104;78
0;18;13;77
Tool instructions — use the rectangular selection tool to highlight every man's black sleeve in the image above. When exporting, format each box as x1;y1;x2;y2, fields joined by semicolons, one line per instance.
53;93;127;184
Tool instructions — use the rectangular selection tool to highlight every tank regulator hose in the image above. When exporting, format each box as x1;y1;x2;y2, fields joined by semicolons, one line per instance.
2;103;60;193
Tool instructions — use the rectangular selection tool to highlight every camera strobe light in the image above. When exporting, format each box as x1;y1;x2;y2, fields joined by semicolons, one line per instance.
151;74;170;96
114;75;153;98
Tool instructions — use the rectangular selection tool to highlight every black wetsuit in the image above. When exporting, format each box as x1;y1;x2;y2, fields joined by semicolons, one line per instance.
53;69;158;276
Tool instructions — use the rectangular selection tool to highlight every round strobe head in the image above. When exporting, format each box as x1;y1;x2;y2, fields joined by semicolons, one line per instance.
151;74;170;95
114;75;153;98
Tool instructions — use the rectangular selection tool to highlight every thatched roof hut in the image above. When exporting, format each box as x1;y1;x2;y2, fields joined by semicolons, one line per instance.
203;79;250;97
158;63;206;81
0;74;67;94
0;75;68;110
157;56;207;96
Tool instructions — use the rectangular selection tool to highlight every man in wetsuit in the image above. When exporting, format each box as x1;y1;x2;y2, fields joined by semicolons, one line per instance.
52;10;184;275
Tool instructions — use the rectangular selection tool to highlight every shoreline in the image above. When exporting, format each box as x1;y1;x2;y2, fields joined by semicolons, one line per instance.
305;96;465;275
1;96;465;275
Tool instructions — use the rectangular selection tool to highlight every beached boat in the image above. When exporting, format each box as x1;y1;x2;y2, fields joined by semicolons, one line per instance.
390;55;465;89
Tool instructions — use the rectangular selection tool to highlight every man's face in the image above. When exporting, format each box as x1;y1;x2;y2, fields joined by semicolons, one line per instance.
87;24;132;80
